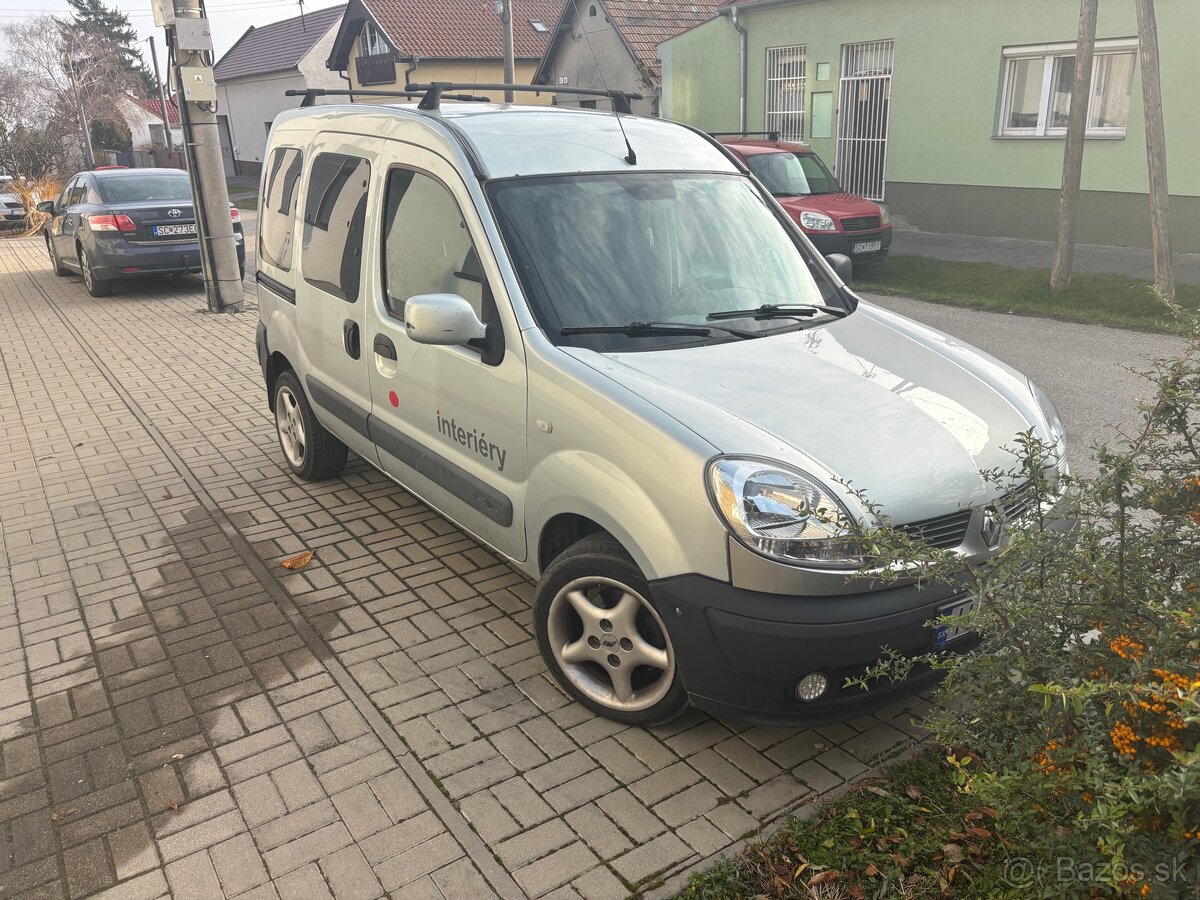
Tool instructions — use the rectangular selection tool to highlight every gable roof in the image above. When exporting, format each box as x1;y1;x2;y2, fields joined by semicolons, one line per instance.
328;0;559;68
536;0;721;83
127;95;181;126
215;5;345;81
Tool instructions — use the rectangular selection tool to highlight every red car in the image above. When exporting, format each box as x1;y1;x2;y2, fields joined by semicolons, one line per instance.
716;135;891;268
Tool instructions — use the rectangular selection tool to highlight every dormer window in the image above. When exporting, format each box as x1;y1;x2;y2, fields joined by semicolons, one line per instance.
358;21;388;57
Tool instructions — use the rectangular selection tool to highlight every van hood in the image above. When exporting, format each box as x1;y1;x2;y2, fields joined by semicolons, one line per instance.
566;303;1044;525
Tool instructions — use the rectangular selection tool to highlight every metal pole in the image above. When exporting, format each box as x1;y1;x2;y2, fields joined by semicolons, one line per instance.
148;37;174;152
501;0;515;102
167;0;243;312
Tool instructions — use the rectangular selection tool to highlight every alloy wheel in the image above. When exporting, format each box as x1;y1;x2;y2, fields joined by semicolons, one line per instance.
275;385;307;468
546;576;675;712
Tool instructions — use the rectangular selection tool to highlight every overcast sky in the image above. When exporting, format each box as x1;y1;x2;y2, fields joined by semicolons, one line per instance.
0;0;346;66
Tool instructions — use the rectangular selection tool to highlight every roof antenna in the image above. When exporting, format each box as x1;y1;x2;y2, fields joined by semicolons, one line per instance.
577;7;636;165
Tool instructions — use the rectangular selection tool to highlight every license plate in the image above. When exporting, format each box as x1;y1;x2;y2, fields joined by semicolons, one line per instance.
852;239;882;254
934;597;974;646
153;223;196;237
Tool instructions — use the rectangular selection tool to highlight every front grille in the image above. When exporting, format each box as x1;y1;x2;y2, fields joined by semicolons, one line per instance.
841;215;881;232
1001;481;1037;524
3;201;22;209
896;508;973;550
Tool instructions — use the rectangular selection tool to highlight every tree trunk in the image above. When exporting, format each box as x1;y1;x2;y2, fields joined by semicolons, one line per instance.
1134;0;1174;302
1050;0;1098;292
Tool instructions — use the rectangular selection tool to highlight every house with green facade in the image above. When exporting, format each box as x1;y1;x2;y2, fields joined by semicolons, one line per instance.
658;0;1199;251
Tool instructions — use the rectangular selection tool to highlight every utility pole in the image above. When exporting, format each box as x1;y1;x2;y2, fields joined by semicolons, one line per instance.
158;0;243;312
147;36;174;151
498;0;515;102
1133;0;1174;302
1049;0;1097;292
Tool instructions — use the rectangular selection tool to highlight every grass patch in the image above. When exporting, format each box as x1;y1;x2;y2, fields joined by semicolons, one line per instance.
680;751;1020;899
225;180;258;211
856;256;1199;332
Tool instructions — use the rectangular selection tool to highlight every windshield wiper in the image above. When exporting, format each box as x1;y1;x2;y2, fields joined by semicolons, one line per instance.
707;303;847;321
560;321;714;338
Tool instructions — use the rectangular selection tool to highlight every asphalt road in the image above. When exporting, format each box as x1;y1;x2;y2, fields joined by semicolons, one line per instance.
863;292;1190;477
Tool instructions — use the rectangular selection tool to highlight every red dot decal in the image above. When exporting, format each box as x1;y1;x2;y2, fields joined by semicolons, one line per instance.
388;391;400;408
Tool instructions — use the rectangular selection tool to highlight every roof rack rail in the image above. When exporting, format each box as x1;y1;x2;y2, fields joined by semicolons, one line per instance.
405;82;643;114
284;88;490;108
710;130;782;141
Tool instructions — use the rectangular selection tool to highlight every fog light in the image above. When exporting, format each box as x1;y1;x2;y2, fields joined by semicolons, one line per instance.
795;672;829;702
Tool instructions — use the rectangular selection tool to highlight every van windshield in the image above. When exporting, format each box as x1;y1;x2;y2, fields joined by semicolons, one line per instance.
746;152;839;196
488;172;843;349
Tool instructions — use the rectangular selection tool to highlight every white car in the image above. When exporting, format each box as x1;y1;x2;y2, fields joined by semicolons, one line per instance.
0;175;28;227
254;87;1067;726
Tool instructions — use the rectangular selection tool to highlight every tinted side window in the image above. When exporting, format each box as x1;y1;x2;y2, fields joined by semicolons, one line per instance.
301;152;369;302
57;179;76;208
382;169;481;320
67;181;87;206
260;148;303;271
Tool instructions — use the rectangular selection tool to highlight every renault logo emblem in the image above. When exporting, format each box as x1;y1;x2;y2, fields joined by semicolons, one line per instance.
167;208;182;218
980;507;1003;549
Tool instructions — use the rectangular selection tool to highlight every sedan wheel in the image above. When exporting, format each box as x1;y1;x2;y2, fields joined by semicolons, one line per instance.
79;247;113;297
46;236;69;276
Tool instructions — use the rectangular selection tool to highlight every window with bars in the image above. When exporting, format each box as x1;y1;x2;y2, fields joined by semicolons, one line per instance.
765;45;806;143
999;38;1136;137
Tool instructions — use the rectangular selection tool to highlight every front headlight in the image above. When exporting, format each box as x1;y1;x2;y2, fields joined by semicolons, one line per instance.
877;203;891;226
707;457;865;568
798;210;837;232
1027;379;1066;458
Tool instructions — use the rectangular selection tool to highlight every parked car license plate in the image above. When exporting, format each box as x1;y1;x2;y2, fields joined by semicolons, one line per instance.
154;223;196;237
852;239;882;254
934;596;974;646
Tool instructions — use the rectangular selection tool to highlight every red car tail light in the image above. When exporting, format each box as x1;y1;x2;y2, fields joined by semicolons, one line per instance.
87;214;136;232
230;207;241;223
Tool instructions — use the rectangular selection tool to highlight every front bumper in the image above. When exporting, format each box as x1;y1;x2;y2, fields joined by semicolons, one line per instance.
90;233;245;279
806;227;892;265
650;573;971;726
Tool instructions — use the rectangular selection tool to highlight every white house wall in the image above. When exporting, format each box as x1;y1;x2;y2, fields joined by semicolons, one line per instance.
541;1;657;116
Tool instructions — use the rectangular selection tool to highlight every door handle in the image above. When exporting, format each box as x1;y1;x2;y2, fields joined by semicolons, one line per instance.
343;320;360;359
373;334;396;360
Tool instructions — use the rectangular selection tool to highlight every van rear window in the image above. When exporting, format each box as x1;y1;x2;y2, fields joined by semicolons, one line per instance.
301;152;369;302
259;148;303;271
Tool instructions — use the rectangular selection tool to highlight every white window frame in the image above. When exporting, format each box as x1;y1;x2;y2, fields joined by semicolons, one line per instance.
765;45;806;142
998;37;1137;138
358;21;389;58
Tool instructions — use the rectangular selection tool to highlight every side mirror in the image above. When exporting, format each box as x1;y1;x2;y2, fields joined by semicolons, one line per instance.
36;200;55;214
826;253;853;284
405;293;487;346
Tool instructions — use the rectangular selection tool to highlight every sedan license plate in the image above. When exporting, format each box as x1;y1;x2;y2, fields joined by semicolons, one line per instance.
852;239;882;254
153;223;196;237
934;597;974;646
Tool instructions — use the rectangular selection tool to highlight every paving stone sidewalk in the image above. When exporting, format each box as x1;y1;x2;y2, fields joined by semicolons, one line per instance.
0;236;928;900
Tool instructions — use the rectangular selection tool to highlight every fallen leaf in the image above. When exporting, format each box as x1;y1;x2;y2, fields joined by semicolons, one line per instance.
905;785;923;802
864;863;881;878
864;785;890;798
170;753;184;760
807;870;839;887
942;843;965;864
281;550;315;570
50;808;77;821
848;885;865;899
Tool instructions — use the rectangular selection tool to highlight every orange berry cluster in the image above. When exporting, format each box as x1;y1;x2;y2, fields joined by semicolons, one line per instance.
1109;635;1147;661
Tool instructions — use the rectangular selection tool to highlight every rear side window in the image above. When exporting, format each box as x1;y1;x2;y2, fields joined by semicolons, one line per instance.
301;152;369;302
260;148;303;271
381;169;481;320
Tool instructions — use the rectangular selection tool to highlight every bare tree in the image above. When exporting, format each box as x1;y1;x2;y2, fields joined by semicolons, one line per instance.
1;17;136;171
1133;0;1174;302
1050;0;1098;292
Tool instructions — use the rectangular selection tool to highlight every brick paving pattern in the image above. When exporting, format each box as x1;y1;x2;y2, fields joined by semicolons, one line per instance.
0;236;929;899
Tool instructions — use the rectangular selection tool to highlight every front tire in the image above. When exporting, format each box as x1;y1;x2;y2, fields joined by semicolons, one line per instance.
273;371;347;481
79;246;113;297
535;536;688;726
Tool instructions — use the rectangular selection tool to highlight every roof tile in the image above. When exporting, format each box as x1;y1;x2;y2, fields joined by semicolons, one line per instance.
215;5;346;81
365;0;559;60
